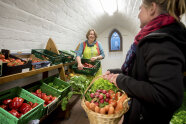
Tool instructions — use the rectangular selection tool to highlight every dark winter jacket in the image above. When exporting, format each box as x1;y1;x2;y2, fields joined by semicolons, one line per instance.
110;22;186;124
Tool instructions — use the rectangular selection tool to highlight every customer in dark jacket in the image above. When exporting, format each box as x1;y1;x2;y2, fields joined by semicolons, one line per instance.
103;0;186;124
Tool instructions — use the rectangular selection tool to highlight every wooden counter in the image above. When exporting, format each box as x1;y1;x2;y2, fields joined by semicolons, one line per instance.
0;61;76;85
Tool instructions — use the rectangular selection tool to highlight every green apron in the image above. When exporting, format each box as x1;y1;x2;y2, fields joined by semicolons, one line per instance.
83;42;102;77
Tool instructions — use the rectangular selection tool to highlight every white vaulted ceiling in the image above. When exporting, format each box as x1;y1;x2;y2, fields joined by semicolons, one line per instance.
0;0;185;52
62;0;142;34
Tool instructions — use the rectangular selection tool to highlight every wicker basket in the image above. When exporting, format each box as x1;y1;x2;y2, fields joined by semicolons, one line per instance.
81;76;130;124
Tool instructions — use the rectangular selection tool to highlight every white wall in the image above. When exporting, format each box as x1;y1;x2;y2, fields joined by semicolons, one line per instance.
0;0;91;53
97;25;135;73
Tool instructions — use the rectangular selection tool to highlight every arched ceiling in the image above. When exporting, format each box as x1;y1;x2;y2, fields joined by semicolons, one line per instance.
63;0;141;34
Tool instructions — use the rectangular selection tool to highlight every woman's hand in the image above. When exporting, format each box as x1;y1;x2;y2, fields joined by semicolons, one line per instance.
78;63;84;70
90;57;97;61
103;73;119;88
104;71;111;75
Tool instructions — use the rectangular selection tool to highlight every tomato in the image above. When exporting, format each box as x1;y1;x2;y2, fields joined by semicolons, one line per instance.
9;109;20;118
0;104;8;110
32;103;38;108
9;97;24;109
36;89;42;94
42;94;50;103
3;99;12;105
51;96;57;101
28;101;33;106
47;100;53;105
19;103;32;114
37;93;42;98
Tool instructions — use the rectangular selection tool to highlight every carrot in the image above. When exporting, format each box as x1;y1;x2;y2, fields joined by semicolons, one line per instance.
108;106;115;114
95;106;100;113
100;108;106;114
115;101;123;113
118;94;127;103
85;101;90;109
104;105;109;112
89;103;95;111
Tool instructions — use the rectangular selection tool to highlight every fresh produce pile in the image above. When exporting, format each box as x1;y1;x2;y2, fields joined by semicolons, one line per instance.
48;82;66;92
61;75;93;111
83;63;95;68
0;54;25;67
68;75;92;95
31;89;56;107
84;77;128;115
0;97;38;118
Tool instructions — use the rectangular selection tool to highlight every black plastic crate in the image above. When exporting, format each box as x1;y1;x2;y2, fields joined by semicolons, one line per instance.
31;49;62;65
59;50;75;63
1;54;32;76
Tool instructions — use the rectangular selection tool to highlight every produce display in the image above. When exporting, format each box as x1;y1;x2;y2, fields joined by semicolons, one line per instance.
0;54;25;67
72;59;101;76
61;75;92;111
82;63;95;68
31;89;56;107
84;77;128;115
48;82;66;92
0;97;38;118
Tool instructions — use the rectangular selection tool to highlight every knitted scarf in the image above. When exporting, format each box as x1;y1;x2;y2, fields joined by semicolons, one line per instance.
121;14;176;74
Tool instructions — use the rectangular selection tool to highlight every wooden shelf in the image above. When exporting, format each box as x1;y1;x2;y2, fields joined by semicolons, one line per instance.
184;72;186;76
0;61;76;85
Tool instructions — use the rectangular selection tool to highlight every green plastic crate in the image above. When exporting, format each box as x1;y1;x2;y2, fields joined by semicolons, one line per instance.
0;87;44;124
26;83;61;115
41;76;71;98
72;59;101;76
59;50;75;63
31;49;62;65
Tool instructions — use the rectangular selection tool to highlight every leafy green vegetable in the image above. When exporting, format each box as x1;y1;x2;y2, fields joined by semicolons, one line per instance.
90;78;118;93
171;91;186;124
61;91;74;111
61;75;92;111
99;102;109;108
61;97;68;111
68;75;91;95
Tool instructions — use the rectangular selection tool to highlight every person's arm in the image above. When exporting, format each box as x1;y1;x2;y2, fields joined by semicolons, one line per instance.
90;42;105;61
116;39;185;110
76;43;84;70
76;56;83;70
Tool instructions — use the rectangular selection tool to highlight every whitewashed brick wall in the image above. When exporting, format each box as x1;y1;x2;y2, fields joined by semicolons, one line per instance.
97;25;134;73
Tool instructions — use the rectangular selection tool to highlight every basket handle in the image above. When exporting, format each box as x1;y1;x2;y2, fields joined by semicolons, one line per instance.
83;75;103;96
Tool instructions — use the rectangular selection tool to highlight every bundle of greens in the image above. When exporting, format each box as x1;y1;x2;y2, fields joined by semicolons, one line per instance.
68;75;91;95
61;75;92;111
171;91;186;124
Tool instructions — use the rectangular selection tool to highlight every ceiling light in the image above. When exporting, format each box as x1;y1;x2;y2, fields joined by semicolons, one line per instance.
100;0;117;16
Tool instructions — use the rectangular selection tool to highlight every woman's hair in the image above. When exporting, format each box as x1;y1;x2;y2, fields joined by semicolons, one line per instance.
86;29;97;40
143;0;186;21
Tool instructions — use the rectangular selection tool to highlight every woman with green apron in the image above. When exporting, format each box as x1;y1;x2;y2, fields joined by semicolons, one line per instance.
76;29;105;77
